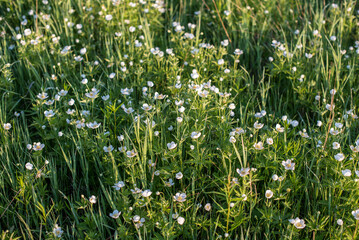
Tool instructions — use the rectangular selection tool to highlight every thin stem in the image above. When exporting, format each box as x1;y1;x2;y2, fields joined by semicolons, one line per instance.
323;91;335;150
354;220;358;240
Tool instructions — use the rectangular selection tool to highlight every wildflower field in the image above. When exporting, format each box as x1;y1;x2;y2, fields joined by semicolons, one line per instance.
1;0;359;239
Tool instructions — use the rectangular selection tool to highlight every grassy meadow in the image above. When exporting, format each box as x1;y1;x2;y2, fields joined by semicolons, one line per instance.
1;0;359;239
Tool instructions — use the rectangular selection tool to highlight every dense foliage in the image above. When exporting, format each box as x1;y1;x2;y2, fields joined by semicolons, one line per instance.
1;0;359;239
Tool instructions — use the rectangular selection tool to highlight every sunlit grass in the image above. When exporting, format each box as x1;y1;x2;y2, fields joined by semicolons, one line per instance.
0;0;359;239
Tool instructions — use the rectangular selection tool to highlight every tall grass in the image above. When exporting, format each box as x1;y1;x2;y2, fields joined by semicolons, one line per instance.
0;0;359;239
